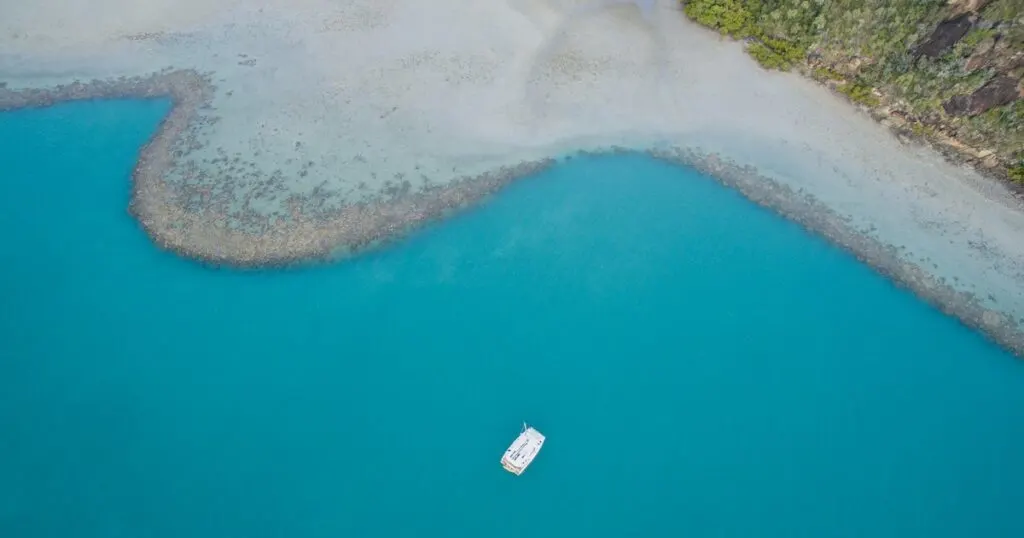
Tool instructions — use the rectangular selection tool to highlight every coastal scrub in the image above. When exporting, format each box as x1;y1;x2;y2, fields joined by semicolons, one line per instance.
680;0;1024;183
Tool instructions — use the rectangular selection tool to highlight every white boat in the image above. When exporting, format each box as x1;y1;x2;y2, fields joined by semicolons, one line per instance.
501;422;545;475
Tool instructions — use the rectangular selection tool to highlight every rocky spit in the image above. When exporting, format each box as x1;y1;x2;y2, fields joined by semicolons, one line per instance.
1;69;557;267
1;69;1021;357
650;148;1024;359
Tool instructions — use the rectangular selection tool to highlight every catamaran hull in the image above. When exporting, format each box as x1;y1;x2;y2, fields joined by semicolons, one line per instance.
501;424;545;476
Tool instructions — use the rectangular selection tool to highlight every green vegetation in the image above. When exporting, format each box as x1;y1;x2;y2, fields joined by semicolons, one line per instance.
681;0;1024;179
958;28;996;51
682;0;812;68
965;99;1024;160
837;81;882;107
682;0;756;38
1010;161;1024;183
748;43;789;69
812;66;845;81
760;36;807;67
909;121;937;138
983;0;1024;20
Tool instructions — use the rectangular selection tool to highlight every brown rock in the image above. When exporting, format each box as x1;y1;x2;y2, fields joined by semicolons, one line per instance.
943;76;1020;116
966;57;987;72
971;76;1021;113
915;14;975;58
996;52;1024;74
966;53;989;71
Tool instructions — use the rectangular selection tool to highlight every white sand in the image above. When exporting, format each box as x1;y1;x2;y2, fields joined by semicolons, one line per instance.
2;0;1023;333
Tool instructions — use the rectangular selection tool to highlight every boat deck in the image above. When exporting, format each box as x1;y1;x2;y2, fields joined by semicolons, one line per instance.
501;425;545;475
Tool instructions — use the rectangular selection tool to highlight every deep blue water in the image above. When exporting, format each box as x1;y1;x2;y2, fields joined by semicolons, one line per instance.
2;99;1024;538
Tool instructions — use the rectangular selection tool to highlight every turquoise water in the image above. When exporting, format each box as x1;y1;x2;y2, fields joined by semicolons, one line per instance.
2;99;1024;538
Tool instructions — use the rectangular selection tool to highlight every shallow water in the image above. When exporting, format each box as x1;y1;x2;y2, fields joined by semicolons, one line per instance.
2;99;1023;537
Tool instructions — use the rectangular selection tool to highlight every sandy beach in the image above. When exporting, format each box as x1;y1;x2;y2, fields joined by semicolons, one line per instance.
1;0;1022;353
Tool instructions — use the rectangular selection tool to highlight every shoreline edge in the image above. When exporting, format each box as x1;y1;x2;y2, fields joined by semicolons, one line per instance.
1;69;1021;358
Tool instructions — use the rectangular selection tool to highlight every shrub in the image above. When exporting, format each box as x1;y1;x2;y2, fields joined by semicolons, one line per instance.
966;100;1024;156
838;82;881;107
959;28;996;51
683;0;756;38
1010;161;1024;183
909;122;936;138
748;42;791;69
812;66;845;81
762;36;807;64
679;0;1021;177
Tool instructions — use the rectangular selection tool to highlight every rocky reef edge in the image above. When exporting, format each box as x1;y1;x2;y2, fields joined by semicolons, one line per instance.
2;69;1021;358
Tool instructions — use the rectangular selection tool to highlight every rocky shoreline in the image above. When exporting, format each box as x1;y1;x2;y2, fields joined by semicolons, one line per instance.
804;67;1024;197
680;0;1022;189
1;68;1022;357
